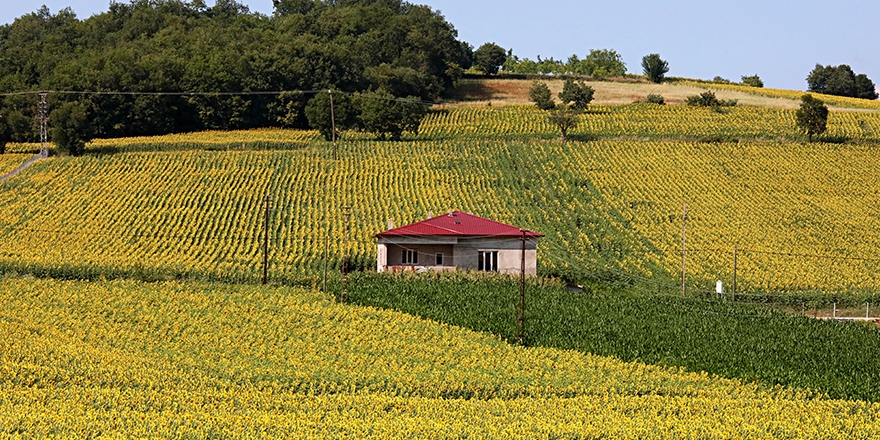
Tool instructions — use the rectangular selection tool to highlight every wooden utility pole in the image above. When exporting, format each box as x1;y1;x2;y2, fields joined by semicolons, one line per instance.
518;230;526;346
329;89;338;161
340;206;351;302
262;194;270;285
681;201;687;297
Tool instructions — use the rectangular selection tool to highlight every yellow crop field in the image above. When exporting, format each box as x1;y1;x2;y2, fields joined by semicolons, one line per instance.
2;277;879;438
0;154;33;176
686;80;880;111
1;105;880;294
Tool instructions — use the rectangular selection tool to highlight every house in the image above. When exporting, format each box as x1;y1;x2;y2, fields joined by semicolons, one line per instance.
375;211;543;275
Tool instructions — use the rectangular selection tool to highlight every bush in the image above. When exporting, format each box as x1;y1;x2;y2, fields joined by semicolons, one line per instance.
685;91;736;107
646;94;665;105
528;81;555;110
742;74;764;88
558;79;594;111
713;76;731;84
796;94;828;140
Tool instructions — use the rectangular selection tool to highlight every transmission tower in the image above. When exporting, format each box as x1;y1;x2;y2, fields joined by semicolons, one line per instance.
38;92;48;158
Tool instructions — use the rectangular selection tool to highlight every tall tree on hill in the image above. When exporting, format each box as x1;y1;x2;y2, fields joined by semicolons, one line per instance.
795;94;828;141
528;81;555;110
473;43;507;75
357;90;427;141
558;79;594;111
642;53;669;83
0;113;10;154
807;64;878;100
51;100;93;156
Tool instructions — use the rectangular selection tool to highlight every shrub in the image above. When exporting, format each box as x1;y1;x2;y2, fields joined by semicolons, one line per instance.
742;74;764;88
644;94;665;105
685;91;736;107
528;81;555;110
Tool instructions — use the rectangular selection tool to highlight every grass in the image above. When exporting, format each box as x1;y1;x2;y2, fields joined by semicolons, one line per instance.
348;271;880;402
445;78;879;111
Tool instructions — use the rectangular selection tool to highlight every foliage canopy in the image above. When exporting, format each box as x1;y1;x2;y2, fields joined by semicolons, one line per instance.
0;0;471;141
795;94;828;140
641;53;669;83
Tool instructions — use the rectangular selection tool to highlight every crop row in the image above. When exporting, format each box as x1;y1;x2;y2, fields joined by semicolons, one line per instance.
2;277;878;438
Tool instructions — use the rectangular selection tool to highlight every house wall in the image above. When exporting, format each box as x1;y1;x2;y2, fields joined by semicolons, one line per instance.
377;240;455;272
452;237;538;276
377;236;539;275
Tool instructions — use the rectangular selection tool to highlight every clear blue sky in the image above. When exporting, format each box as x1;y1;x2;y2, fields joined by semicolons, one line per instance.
4;0;879;91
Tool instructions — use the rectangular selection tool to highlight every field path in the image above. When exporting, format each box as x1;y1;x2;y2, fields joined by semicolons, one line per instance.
0;152;45;184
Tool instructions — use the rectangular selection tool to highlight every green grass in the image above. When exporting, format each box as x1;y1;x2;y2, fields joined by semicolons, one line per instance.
348;271;880;402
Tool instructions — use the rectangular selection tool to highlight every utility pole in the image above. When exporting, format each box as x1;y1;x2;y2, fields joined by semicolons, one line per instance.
518;230;526;346
262;194;271;285
340;206;351;302
329;89;338;161
39;92;48;158
681;201;687;297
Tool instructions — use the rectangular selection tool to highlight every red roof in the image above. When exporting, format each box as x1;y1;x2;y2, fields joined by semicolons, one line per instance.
376;211;543;238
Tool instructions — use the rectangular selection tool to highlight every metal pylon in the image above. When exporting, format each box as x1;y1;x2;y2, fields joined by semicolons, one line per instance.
38;92;48;158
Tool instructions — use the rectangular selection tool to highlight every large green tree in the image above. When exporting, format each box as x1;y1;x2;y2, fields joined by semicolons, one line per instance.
357;89;427;141
795;94;828;141
807;64;878;100
641;53;669;83
473;42;507;75
50;100;92;156
0;0;472;140
558;79;594;111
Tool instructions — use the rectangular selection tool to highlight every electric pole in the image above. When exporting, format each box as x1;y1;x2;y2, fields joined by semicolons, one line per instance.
518;229;526;346
39;92;48;158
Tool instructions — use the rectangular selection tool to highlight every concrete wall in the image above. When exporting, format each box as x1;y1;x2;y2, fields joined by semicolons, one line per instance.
377;236;539;275
453;237;538;276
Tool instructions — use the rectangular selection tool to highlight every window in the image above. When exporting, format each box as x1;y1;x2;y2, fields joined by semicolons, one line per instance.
478;251;498;272
435;253;444;266
402;249;418;265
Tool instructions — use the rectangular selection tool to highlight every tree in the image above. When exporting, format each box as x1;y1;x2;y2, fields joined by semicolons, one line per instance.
305;90;357;141
641;53;669;83
528;81;555;110
546;105;580;142
357;89;427;141
558;79;594;111
741;74;763;88
50;101;92;156
855;74;879;100
473;42;507;75
807;64;878;100
0;113;10;154
795;94;828;141
572;49;626;77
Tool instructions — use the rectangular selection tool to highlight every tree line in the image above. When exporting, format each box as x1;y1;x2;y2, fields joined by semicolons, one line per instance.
0;0;473;153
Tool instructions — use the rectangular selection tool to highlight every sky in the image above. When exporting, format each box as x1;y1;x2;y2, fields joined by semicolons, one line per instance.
3;0;879;92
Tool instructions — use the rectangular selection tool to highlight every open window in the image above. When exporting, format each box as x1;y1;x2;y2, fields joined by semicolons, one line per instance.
478;251;498;272
402;249;418;265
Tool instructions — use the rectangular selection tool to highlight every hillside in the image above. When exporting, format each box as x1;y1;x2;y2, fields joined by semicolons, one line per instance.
3;276;879;437
2;104;880;296
445;77;880;111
